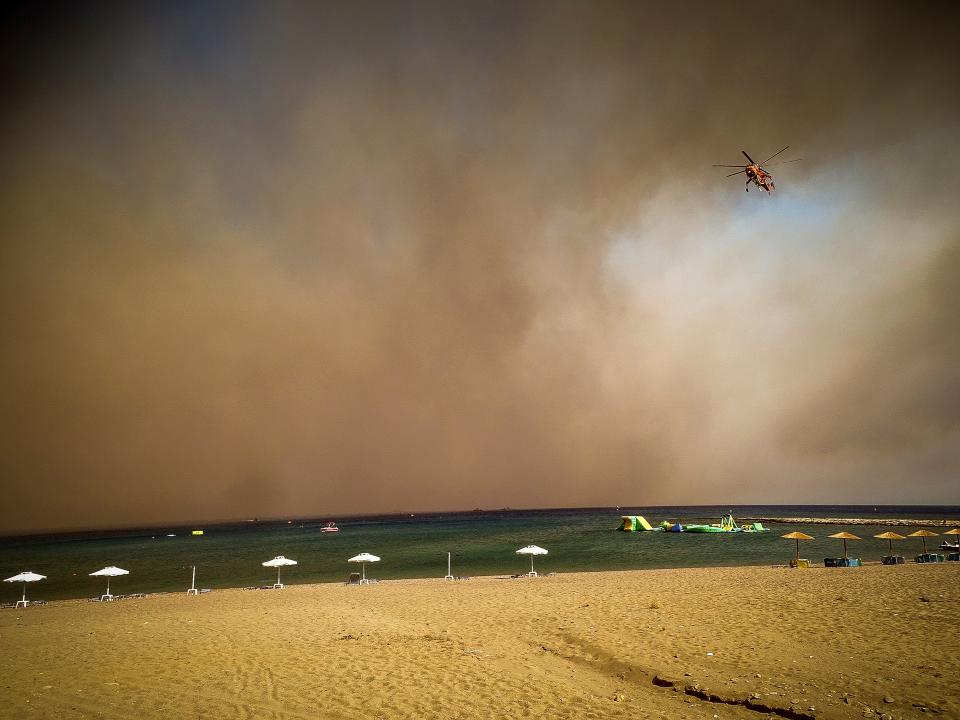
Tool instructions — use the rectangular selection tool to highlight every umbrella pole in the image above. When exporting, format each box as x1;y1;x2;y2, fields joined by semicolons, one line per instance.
22;582;27;605
843;539;847;558
106;578;110;597
362;562;366;582
796;538;800;561
277;567;281;586
530;555;535;574
922;537;927;554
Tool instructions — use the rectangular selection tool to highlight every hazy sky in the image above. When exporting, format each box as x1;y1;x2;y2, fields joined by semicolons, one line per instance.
2;2;958;532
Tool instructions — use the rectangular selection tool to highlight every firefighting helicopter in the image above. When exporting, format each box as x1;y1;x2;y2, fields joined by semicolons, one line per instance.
713;146;801;193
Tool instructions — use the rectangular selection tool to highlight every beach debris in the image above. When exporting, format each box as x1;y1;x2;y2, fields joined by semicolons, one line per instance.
883;696;894;703
612;692;625;702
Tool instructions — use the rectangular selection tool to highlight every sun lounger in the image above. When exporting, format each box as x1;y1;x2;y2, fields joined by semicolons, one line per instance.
915;553;945;563
346;572;362;585
824;557;861;567
948;552;959;562
881;555;905;565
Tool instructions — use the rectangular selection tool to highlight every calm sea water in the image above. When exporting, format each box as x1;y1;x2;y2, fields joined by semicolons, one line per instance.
2;505;958;602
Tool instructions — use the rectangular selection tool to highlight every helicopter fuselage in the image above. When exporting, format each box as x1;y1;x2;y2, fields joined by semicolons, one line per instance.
745;164;774;192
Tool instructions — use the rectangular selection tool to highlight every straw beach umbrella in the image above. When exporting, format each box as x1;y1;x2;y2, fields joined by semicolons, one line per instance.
262;556;297;588
348;553;380;584
90;566;129;600
908;529;938;554
4;571;46;608
781;532;814;561
828;532;861;558
516;545;548;576
874;531;906;554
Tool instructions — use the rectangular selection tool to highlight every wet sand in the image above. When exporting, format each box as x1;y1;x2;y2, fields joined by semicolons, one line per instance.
2;564;957;719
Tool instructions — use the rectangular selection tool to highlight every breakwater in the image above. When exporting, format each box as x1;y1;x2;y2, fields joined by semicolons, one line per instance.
739;516;959;527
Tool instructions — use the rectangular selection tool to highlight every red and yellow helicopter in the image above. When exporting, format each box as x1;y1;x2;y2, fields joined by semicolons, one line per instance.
713;146;801;193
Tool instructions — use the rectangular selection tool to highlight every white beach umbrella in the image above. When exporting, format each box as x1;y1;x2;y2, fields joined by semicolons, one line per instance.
347;553;380;583
262;556;298;588
89;566;129;599
516;545;548;576
4;571;46;608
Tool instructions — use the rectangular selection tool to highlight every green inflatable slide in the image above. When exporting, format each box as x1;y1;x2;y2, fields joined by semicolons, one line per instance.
619;515;654;531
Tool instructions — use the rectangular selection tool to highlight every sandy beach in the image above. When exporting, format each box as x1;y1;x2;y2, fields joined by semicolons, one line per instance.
2;564;957;720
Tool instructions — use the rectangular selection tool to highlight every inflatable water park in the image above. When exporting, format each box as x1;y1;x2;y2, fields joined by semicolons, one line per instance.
619;513;768;533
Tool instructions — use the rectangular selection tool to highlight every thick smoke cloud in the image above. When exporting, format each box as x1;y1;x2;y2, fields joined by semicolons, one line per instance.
1;2;958;532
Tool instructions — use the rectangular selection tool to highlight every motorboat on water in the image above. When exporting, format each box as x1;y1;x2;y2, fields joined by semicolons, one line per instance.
939;541;959;552
320;522;340;533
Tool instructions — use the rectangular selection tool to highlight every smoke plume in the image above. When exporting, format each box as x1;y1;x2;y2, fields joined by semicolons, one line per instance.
2;2;958;531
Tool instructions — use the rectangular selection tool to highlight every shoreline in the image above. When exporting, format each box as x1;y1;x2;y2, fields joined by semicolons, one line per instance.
4;557;954;610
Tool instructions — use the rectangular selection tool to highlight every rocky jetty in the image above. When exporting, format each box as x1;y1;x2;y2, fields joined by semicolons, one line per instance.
738;516;959;527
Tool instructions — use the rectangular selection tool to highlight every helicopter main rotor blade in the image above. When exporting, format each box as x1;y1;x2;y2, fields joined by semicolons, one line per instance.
713;164;746;168
766;158;802;166
742;150;756;164
726;170;746;177
760;145;789;165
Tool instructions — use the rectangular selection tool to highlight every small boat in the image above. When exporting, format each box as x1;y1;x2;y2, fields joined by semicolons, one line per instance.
939;541;959;552
320;522;339;533
166;534;176;537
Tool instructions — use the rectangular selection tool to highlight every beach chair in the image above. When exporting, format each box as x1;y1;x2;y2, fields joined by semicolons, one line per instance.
915;553;945;563
789;558;810;569
346;572;361;586
881;555;905;565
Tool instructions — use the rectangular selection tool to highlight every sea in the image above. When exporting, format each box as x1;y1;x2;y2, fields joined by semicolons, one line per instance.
2;505;958;602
